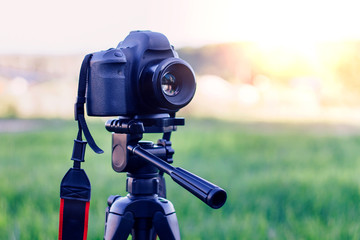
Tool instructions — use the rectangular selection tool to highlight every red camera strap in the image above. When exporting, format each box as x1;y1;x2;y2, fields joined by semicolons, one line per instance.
59;168;91;240
59;199;90;240
58;54;103;240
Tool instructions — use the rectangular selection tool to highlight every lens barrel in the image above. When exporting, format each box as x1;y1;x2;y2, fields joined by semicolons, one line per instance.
141;58;196;111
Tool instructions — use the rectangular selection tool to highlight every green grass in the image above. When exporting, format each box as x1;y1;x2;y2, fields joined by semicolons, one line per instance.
1;118;360;239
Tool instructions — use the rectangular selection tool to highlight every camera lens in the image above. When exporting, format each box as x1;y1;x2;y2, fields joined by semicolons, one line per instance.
141;58;196;111
161;72;179;96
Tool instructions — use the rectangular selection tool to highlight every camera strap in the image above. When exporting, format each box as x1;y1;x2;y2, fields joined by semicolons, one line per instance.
59;127;91;240
59;54;104;240
75;53;103;154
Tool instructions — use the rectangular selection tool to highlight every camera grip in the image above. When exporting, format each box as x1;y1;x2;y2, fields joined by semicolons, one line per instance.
170;168;227;209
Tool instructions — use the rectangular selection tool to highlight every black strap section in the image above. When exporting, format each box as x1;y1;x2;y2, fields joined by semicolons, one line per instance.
78;114;103;153
75;54;103;154
60;168;91;201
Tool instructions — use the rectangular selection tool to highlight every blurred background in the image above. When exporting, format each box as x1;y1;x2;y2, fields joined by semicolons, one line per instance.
1;0;360;239
1;0;360;122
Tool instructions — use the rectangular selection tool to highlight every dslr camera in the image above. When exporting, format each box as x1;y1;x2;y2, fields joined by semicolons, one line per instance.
86;30;196;117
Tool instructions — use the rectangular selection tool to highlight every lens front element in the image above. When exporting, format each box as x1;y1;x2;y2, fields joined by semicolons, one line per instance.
161;72;179;96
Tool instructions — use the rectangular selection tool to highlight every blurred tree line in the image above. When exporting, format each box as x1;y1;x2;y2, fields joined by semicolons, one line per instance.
178;41;360;95
179;43;254;84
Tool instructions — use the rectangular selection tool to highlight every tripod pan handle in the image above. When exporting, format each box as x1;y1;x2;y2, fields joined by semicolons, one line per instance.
170;167;227;209
128;144;227;209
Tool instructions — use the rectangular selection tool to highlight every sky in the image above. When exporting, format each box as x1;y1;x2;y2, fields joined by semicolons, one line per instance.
1;0;360;54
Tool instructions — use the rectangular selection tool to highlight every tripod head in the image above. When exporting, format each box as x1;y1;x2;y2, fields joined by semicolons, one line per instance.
105;114;227;209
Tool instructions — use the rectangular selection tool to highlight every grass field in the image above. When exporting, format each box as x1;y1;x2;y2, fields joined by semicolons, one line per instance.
1;118;360;239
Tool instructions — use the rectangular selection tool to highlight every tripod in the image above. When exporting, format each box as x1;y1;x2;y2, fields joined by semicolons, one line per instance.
103;115;227;240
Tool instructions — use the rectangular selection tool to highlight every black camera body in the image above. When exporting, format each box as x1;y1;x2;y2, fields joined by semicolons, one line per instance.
86;31;196;117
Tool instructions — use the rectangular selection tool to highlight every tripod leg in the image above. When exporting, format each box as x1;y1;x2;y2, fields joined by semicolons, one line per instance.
153;211;181;240
104;211;134;240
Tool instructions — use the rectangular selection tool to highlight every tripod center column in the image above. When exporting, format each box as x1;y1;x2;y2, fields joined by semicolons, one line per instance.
126;174;159;196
